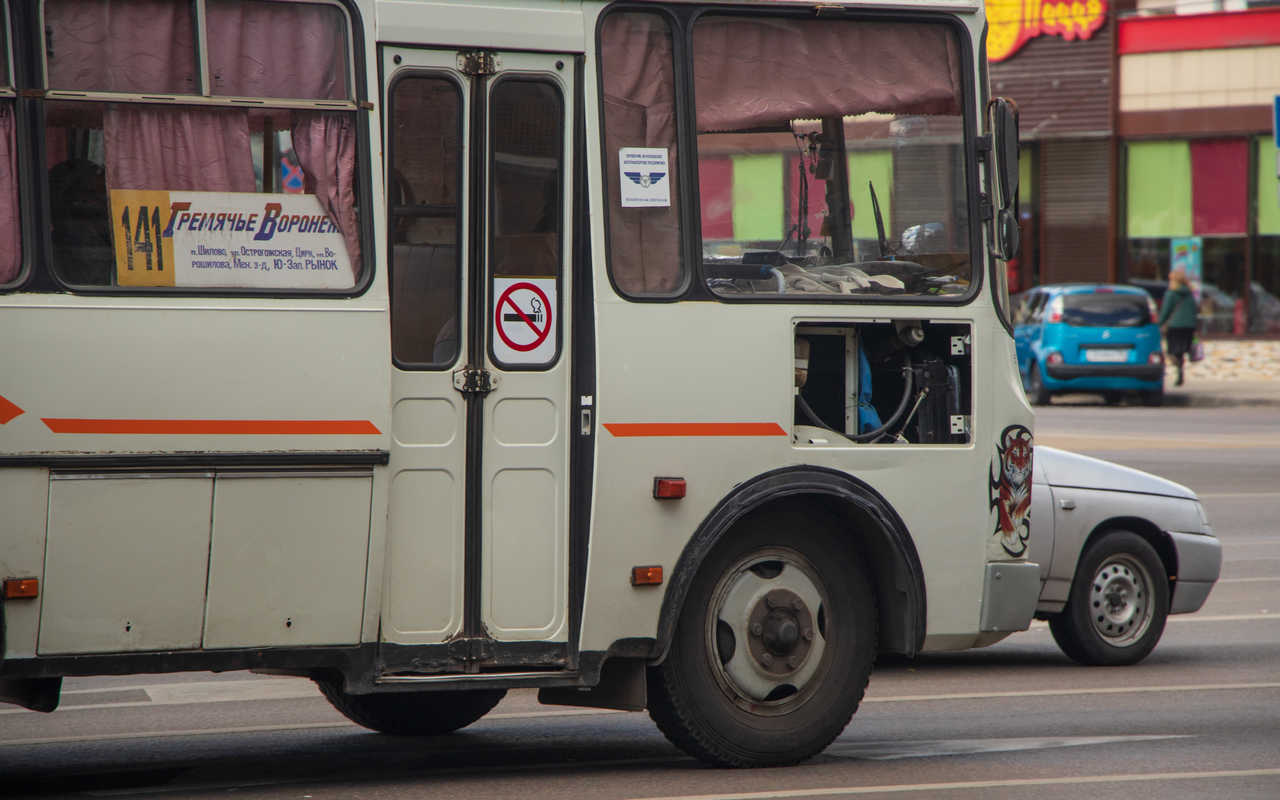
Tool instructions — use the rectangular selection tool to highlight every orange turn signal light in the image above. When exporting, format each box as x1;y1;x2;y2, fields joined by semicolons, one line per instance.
631;566;664;586
3;578;39;600
653;477;686;500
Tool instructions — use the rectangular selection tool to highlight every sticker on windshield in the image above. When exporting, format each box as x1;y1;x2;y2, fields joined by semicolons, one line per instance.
619;147;671;208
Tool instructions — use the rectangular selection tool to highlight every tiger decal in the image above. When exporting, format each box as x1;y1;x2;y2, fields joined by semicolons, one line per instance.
990;424;1033;557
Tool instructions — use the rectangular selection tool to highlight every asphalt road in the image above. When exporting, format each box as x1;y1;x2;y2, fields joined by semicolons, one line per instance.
2;403;1277;799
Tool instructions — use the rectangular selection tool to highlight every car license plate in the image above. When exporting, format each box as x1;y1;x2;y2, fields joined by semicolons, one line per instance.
1084;348;1129;363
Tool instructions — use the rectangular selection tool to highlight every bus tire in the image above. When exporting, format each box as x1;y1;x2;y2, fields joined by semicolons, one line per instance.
1048;531;1169;666
647;511;877;767
317;683;506;736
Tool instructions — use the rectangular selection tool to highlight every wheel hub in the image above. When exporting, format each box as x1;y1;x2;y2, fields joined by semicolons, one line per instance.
747;589;814;674
1089;557;1151;643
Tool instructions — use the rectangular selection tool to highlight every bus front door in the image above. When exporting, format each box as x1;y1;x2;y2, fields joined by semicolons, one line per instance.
381;48;575;670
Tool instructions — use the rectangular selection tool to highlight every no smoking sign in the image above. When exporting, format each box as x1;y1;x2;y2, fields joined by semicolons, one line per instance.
493;278;557;365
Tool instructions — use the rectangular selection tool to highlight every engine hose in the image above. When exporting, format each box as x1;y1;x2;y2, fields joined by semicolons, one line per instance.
850;352;915;443
796;393;828;429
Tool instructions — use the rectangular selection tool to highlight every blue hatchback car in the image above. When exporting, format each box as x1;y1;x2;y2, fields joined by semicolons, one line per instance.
1013;284;1165;406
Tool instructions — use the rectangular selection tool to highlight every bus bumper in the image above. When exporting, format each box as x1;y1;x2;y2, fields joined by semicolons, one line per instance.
979;561;1041;632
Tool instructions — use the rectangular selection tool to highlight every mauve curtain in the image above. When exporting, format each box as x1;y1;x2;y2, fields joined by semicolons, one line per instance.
105;106;255;192
1191;139;1248;236
600;12;682;295
205;0;348;99
292;113;360;275
692;18;963;133
45;0;197;94
0;104;18;283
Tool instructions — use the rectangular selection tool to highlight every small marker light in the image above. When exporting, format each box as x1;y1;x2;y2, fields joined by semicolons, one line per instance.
631;566;664;586
653;477;687;499
4;578;39;600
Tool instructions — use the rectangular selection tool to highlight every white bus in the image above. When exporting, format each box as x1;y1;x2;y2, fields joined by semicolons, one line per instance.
0;0;1035;766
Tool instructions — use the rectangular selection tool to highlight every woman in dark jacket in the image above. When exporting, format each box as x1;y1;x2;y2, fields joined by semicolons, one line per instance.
1158;270;1199;386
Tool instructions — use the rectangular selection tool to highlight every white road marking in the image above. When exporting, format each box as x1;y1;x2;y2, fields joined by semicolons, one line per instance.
1198;493;1280;499
1167;613;1280;622
0;707;629;747
826;734;1187;761
0;722;353;747
627;769;1280;800
863;682;1280;704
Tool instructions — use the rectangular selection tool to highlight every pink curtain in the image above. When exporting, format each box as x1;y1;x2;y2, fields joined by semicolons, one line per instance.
206;0;349;100
0;103;18;284
600;13;683;295
105;106;255;192
1191;138;1248;236
292;113;360;275
45;0;197;94
692;18;963;133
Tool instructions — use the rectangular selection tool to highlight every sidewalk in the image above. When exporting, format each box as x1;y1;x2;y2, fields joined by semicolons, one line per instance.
1163;340;1280;408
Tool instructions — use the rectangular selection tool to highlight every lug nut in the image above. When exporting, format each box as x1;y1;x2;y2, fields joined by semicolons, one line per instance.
792;599;803;611
761;653;773;665
750;623;763;637
803;628;814;641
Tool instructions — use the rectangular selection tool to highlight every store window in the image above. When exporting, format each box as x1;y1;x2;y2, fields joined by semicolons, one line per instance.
1;3;18;286
43;0;361;291
1125;137;1249;332
1254;135;1280;334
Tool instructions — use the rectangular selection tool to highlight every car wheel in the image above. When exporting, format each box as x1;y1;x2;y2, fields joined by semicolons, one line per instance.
647;511;877;767
1027;362;1052;406
1141;388;1164;407
316;683;506;735
1103;392;1123;406
1049;531;1170;666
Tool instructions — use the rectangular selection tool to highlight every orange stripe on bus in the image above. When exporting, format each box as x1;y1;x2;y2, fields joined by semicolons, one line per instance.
603;422;787;437
42;419;382;435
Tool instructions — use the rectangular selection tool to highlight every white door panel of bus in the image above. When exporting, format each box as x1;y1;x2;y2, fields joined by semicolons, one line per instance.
380;48;573;649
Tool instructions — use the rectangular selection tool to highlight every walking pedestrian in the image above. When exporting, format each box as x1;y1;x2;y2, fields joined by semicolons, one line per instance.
1158;269;1199;386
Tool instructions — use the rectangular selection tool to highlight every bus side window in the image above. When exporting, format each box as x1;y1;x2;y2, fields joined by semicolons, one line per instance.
1;97;18;286
599;11;686;298
41;0;362;292
388;76;463;367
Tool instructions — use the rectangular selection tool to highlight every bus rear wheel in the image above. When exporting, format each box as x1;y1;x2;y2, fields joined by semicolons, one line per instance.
647;511;877;767
317;682;506;736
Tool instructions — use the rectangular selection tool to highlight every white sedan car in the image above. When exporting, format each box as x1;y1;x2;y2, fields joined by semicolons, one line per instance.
1030;446;1221;665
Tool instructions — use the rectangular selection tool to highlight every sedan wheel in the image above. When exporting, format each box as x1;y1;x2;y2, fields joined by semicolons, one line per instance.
1049;531;1170;666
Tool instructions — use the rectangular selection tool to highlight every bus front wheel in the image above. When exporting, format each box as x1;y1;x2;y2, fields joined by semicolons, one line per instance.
316;683;506;736
647;511;878;767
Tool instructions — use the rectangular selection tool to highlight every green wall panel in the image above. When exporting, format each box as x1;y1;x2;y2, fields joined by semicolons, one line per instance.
848;150;893;240
732;154;783;242
1259;136;1280;236
1127;140;1191;239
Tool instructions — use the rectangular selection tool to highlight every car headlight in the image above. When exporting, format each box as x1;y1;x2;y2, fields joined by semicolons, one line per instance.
1194;501;1212;533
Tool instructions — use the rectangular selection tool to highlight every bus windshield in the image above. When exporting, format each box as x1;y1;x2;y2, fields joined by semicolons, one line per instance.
691;16;972;299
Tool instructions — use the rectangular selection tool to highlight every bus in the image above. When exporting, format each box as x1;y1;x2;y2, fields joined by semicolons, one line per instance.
0;0;1034;767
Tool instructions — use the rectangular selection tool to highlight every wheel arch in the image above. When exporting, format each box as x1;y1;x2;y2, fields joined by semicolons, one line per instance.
652;466;927;664
1081;516;1178;594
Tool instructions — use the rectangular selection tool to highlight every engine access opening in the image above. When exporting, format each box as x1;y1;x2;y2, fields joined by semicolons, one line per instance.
793;321;972;446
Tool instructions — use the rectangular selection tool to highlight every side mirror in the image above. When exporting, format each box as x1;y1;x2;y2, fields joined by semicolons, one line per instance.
988;97;1020;260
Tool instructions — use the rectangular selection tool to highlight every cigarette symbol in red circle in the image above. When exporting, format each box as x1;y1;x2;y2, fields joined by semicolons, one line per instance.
494;282;553;352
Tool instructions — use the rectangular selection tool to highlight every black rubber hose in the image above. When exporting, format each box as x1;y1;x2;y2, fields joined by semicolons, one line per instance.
850;352;914;443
